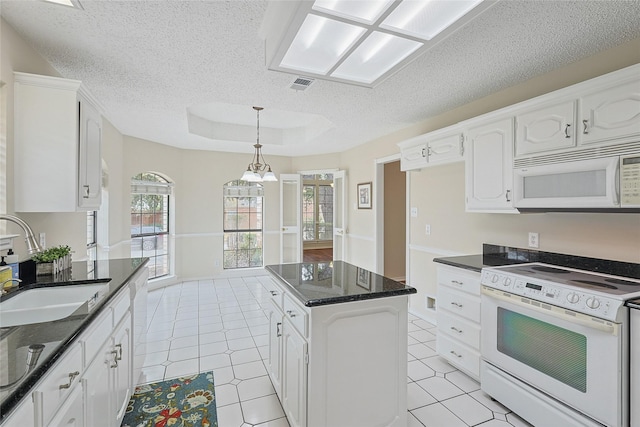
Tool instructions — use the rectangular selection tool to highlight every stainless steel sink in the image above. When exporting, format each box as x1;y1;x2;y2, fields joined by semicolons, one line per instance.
0;284;108;327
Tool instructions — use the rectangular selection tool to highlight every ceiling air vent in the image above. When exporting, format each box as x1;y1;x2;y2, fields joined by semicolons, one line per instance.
290;76;315;91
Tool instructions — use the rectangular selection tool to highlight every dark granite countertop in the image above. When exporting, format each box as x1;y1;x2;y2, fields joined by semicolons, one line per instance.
0;258;148;422
434;244;640;279
265;261;416;307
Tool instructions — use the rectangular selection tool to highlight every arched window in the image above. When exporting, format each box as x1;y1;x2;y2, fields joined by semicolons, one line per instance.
223;180;263;269
131;172;172;279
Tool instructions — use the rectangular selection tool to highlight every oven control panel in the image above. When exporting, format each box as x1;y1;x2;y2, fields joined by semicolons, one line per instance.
481;270;624;322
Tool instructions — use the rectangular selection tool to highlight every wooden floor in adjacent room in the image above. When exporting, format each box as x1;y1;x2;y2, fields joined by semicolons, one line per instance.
303;248;333;262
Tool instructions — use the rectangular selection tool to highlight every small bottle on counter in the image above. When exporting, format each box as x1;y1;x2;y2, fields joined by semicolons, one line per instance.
6;249;19;280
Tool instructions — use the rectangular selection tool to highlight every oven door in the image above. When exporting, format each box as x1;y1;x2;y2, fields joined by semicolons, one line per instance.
481;286;625;427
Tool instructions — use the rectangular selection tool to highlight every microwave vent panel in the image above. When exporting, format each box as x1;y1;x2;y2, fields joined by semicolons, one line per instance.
513;142;640;168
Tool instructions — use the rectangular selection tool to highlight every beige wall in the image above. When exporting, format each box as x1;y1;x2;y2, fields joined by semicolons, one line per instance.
122;136;293;278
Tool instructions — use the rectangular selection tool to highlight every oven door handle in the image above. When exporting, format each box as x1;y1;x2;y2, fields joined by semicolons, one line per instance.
481;286;620;336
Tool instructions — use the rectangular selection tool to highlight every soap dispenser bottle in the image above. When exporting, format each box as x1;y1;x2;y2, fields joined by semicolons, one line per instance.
6;249;19;280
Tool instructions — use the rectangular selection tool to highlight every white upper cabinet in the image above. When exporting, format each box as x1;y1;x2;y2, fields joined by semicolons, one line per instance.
398;135;428;171
515;100;576;157
465;117;516;212
398;125;463;171
14;72;102;212
579;79;640;146
427;131;464;164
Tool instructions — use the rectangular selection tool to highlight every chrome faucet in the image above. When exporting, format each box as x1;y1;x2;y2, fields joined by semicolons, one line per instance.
1;278;22;295
0;214;42;254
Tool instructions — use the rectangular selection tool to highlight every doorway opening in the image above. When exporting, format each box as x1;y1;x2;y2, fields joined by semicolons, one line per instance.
375;155;406;281
302;172;333;262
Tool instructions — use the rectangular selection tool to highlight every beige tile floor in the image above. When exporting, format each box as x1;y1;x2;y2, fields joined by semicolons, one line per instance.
139;272;532;427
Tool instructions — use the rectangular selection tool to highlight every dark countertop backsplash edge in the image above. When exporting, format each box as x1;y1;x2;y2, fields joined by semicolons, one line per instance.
433;243;639;279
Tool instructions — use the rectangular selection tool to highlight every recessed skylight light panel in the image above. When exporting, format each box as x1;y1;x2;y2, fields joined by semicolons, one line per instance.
381;0;484;40
280;14;366;75
331;31;422;84
312;0;394;24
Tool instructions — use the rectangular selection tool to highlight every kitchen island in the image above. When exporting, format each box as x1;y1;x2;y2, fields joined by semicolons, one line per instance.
0;258;148;426
265;261;416;427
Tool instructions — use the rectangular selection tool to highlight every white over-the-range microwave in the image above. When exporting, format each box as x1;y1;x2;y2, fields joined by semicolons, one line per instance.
513;153;640;210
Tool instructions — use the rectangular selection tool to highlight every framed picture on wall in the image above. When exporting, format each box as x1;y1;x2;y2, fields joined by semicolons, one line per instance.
357;182;372;209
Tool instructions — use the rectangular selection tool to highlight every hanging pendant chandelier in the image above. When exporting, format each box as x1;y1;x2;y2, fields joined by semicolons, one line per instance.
241;106;277;182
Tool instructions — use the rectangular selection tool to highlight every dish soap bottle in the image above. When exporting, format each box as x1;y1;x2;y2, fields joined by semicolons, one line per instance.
6;249;19;280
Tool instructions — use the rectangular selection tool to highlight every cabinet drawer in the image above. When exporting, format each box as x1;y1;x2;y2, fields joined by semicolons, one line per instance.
437;287;480;323
437;266;480;295
268;279;285;311
112;288;130;324
437;334;480;379
34;342;82;426
436;309;481;350
82;308;112;365
283;294;308;338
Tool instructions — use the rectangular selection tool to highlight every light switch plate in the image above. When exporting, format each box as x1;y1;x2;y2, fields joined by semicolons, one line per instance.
410;207;418;217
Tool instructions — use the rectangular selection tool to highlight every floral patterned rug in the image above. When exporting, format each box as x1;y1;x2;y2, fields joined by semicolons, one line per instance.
121;372;217;427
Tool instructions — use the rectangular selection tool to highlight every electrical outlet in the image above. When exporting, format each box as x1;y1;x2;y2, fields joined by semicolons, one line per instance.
528;232;539;248
425;224;431;235
214;259;220;267
410;207;418;217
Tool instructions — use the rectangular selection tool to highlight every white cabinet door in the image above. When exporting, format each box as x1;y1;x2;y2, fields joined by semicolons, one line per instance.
515;101;576;156
465;117;516;211
427;132;463;165
83;343;112;427
77;95;102;209
281;318;307;427
46;387;83;427
580;79;640;146
112;314;132;424
267;301;284;398
400;143;427;171
13;72;102;212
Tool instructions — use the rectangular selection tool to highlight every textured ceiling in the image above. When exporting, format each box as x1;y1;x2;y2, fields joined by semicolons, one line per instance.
2;0;640;157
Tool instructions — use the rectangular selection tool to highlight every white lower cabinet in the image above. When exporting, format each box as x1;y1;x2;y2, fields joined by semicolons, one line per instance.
281;317;307;427
267;278;409;427
33;343;83;427
436;265;482;382
47;387;83;427
83;312;131;427
2;267;148;427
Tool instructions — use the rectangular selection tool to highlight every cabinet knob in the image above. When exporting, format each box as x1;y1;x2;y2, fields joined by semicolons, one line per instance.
564;123;571;139
582;119;589;134
270;290;278;297
276;322;282;337
83;185;90;198
115;343;123;361
59;371;80;389
505;189;511;202
450;302;463;308
451;280;464;286
450;327;463;334
286;310;296;318
450;350;462;358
